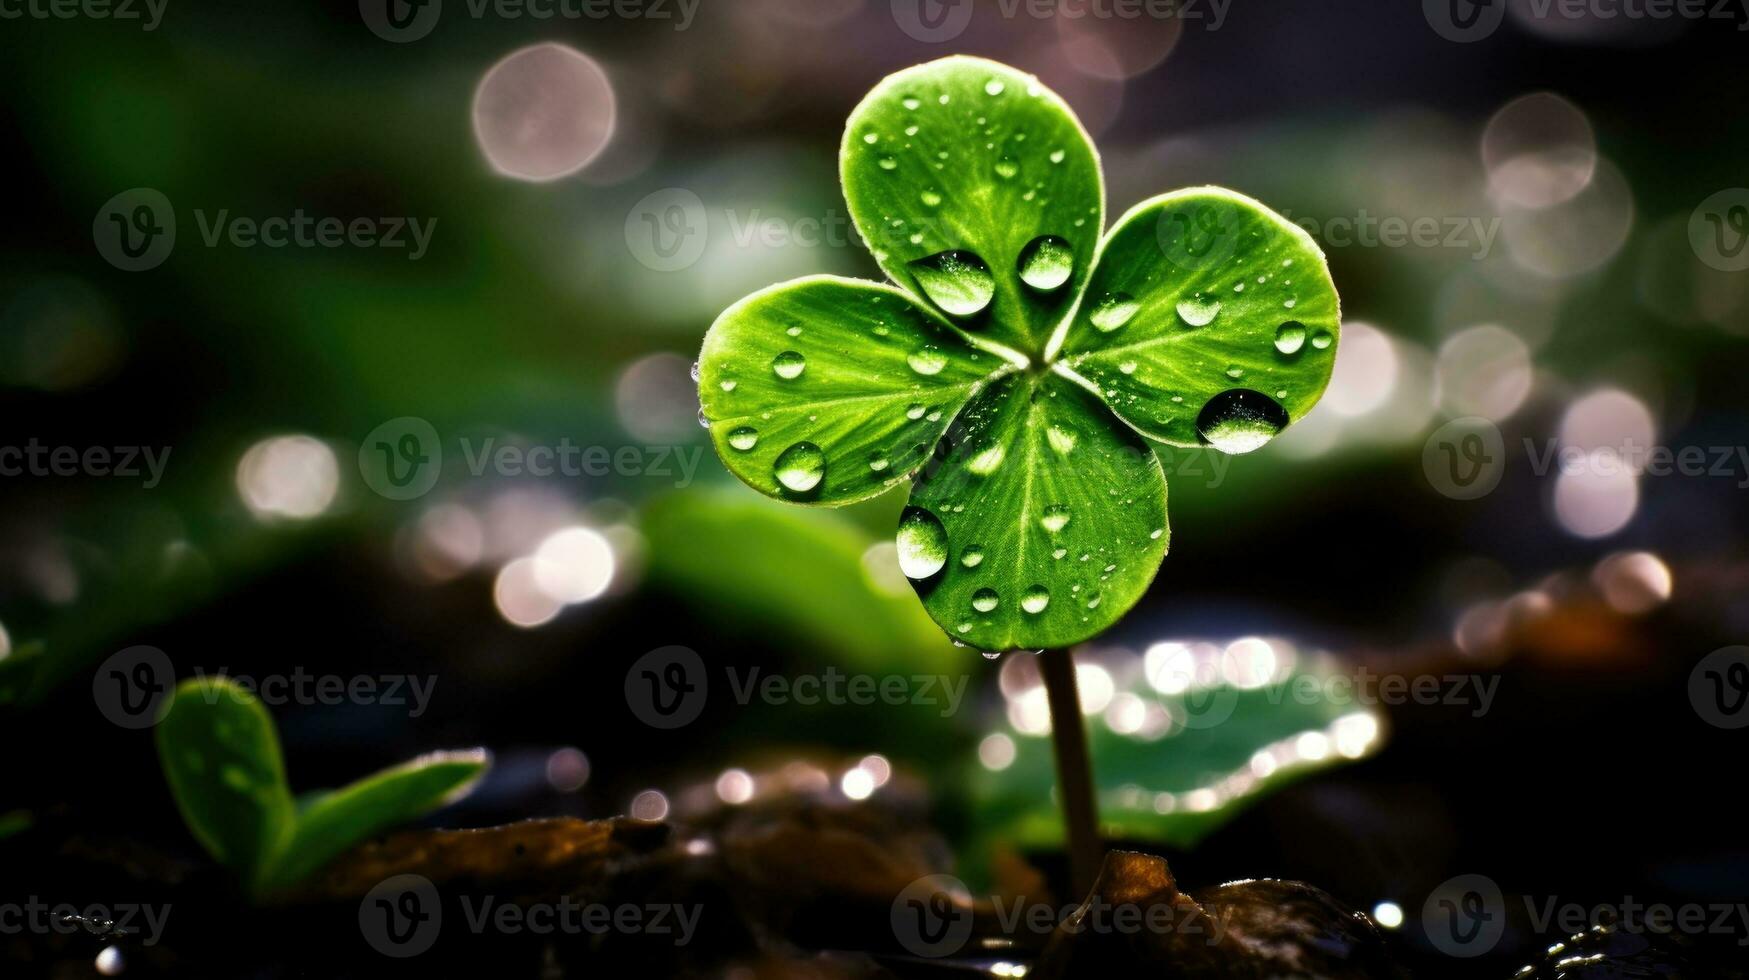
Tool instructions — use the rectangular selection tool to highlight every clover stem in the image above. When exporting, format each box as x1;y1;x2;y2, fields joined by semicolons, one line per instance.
1039;646;1102;899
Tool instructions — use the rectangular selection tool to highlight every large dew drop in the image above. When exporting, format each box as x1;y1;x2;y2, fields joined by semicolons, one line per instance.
1046;425;1077;455
1196;389;1289;455
773;442;826;492
772;350;807;379
909;251;996;317
968;445;1006;475
1176;297;1221;327
1274;321;1307;354
1040;504;1072;533
1017;235;1074;292
896;507;949;579
971;588;1000;612
907;346;949;376
1089;293;1140;332
727;426;759;451
1021;585;1051;614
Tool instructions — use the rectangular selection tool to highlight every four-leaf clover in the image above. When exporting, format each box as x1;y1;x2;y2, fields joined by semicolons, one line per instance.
697;56;1340;651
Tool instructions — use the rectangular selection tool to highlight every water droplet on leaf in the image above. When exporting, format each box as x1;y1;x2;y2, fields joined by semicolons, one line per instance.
907;346;949;376
774;442;826;492
727;427;758;451
1090;293;1139;332
1275;321;1306;354
1021;585;1051;614
1196;389;1289;455
967;444;1005;475
1176;297;1221;327
772;350;806;380
908;250;995;317
1017;235;1074;292
896;507;948;579
1040;505;1071;533
972;588;1000;612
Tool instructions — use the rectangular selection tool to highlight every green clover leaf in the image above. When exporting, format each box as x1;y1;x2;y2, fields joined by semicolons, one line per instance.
698;56;1339;651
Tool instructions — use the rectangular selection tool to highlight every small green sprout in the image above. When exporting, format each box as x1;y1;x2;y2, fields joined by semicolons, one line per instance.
155;677;488;898
697;56;1340;652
